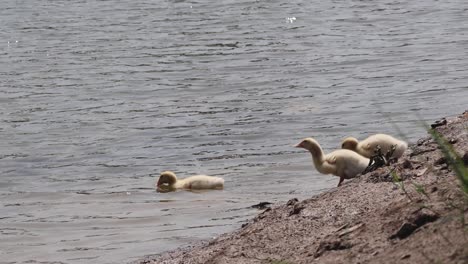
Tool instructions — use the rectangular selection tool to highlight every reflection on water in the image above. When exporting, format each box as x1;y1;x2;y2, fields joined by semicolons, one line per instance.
1;0;468;263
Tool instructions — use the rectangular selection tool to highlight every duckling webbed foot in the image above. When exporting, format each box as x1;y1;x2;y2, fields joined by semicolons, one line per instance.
363;145;388;174
385;144;397;164
337;176;345;187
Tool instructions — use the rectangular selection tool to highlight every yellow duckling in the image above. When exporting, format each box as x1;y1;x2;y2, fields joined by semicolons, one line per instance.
341;134;408;160
295;138;369;187
156;171;224;192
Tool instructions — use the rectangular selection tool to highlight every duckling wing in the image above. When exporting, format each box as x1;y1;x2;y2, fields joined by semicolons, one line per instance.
334;150;369;179
184;175;224;190
324;154;337;164
362;142;373;151
365;134;408;158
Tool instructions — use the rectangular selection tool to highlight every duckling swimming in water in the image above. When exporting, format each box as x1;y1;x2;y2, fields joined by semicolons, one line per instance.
156;171;224;192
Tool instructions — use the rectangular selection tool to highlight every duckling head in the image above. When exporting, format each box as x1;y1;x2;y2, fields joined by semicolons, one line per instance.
295;138;317;150
341;137;359;150
157;171;178;187
295;138;323;155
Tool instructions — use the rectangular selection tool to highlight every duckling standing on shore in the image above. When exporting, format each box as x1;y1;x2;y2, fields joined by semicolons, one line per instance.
341;134;408;161
295;138;369;187
156;171;224;192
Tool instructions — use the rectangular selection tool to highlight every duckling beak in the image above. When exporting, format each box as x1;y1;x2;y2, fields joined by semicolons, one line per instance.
294;142;303;148
156;178;162;187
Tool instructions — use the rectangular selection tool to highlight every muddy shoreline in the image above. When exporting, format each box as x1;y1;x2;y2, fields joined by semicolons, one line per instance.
136;111;468;264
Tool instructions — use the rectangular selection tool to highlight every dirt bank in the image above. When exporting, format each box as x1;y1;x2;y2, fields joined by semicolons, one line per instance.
136;111;468;264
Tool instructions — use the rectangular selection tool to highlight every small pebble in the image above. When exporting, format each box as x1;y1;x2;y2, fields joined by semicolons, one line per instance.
462;152;468;166
289;203;305;216
402;159;413;169
287;198;299;206
430;118;447;128
433;157;446;166
401;254;411;259
416;139;425;146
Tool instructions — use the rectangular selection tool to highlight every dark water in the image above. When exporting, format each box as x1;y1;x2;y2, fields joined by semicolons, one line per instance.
1;0;467;263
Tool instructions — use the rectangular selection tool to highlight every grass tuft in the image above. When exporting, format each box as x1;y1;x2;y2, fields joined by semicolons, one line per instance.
426;126;468;195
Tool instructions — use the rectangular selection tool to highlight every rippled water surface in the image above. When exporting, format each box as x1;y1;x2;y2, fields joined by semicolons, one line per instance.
1;0;467;263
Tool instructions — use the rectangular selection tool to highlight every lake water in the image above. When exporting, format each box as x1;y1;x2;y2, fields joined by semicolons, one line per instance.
1;0;467;263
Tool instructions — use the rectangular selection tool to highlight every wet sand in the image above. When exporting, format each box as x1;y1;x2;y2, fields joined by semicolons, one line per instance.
136;111;468;264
